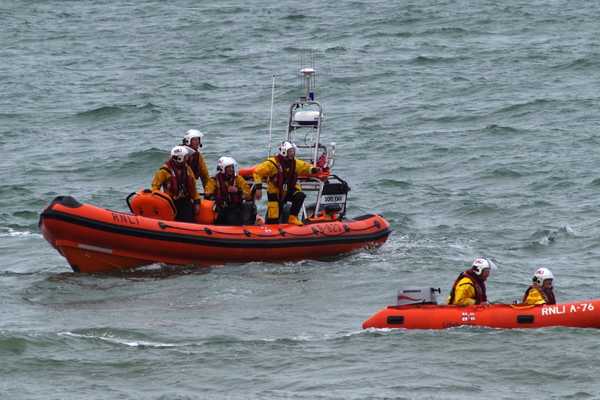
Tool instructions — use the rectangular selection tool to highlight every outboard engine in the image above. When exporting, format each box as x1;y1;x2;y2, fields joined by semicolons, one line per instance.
396;287;441;305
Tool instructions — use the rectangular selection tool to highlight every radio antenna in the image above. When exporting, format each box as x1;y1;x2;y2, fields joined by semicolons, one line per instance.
267;75;276;157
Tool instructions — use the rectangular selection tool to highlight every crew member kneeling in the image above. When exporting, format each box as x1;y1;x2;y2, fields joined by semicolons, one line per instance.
205;156;255;226
448;258;496;306
253;141;320;226
522;267;556;305
151;146;200;223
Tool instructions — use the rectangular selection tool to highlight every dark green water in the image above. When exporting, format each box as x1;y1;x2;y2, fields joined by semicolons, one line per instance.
2;1;600;398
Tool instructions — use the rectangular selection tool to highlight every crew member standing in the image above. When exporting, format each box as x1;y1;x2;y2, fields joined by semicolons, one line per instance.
253;141;320;226
151;146;200;222
182;129;209;191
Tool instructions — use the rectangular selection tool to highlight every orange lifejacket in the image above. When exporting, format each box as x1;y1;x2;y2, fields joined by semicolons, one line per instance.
448;270;487;305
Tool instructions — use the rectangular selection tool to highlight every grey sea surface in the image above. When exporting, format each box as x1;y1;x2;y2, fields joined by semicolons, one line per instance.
2;0;600;399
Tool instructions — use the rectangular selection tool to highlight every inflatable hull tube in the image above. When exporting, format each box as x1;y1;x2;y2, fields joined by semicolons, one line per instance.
362;300;600;330
39;196;391;273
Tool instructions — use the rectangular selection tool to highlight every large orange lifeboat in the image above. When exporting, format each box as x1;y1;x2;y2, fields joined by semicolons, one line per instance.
362;299;600;330
40;67;393;273
39;195;391;274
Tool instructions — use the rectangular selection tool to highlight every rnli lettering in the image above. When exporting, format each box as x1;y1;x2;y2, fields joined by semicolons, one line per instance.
111;213;140;225
541;305;565;316
541;303;594;316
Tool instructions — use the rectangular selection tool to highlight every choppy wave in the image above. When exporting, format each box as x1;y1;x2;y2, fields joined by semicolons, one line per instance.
0;226;42;238
59;330;181;348
589;177;600;187
283;14;310;21
495;98;555;115
482;124;521;135
192;82;218;91
0;185;34;199
0;335;28;355
422;26;473;36
322;45;346;54
456;201;502;217
480;167;523;179
55;328;370;350
410;55;464;65
551;57;597;71
366;30;414;39
375;178;413;189
72;103;161;120
421;112;480;124
103;148;167;176
0;329;182;354
522;225;578;248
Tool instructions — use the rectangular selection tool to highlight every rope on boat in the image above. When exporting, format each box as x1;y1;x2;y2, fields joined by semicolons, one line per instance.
158;219;382;238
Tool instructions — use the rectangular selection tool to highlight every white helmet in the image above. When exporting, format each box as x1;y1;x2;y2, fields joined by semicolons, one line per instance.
533;267;554;286
216;156;238;175
471;257;497;276
183;129;204;147
170;145;190;164
278;141;297;157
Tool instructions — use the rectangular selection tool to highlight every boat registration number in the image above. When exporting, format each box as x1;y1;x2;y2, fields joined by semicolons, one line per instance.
320;194;346;204
541;303;595;316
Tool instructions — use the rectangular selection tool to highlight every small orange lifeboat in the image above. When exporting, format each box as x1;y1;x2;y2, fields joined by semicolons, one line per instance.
362;299;600;330
39;195;391;274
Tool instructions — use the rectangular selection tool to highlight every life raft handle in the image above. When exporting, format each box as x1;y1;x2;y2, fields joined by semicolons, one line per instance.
125;192;137;213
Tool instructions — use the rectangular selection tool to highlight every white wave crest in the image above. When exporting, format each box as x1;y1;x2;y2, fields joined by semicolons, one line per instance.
0;227;42;238
58;331;181;348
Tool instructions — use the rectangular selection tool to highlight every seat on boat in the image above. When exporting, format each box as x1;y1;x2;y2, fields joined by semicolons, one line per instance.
195;199;216;224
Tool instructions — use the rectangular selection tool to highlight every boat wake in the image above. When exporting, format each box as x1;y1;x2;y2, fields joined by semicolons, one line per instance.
0;226;42;238
528;224;577;247
55;328;370;350
58;330;182;348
